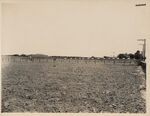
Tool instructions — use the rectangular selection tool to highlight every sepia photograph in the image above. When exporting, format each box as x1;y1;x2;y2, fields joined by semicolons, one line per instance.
0;0;149;114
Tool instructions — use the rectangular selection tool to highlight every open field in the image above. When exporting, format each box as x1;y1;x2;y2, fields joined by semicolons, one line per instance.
1;59;146;113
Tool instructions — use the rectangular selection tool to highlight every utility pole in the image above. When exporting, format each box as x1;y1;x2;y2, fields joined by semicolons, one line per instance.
137;39;146;60
135;2;146;60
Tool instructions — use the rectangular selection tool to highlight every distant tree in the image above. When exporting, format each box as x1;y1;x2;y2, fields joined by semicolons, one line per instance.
13;54;19;56
117;54;127;59
104;56;110;59
128;53;135;59
134;50;143;60
20;54;27;57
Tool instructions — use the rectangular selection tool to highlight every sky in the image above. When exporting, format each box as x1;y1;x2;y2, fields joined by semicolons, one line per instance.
1;0;150;57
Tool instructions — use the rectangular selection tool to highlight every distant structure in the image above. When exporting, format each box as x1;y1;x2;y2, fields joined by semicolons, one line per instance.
137;39;146;60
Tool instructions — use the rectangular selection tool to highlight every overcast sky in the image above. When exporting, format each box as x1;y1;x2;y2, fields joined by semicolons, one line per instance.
1;0;150;57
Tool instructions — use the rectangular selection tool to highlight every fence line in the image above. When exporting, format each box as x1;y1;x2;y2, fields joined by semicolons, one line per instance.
1;56;138;65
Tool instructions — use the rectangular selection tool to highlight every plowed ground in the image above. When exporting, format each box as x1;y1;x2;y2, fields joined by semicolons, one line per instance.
1;60;146;113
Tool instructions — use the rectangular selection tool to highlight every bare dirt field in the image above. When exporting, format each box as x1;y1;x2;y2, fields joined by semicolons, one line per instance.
1;59;146;113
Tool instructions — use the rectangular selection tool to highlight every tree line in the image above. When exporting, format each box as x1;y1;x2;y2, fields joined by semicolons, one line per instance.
117;50;145;60
11;50;145;61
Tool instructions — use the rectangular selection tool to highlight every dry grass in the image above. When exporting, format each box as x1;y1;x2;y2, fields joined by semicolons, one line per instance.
1;60;146;113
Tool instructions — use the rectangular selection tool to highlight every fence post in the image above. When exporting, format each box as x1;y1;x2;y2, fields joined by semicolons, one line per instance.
124;60;125;65
113;60;115;64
